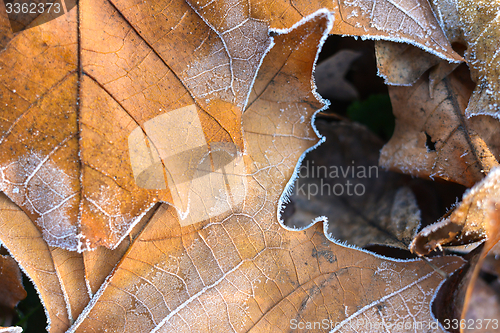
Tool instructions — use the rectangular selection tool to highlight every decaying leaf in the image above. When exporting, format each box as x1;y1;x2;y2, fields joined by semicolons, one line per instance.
0;0;276;250
0;0;465;255
283;120;421;250
0;192;87;332
411;167;500;256
417;168;500;333
0;7;467;332
375;41;442;86
326;0;462;62
380;65;500;187
374;0;466;87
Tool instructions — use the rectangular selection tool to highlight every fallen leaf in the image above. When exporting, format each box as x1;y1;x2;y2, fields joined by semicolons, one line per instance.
0;0;275;250
283;120;421;250
374;0;466;87
455;0;500;119
0;8;465;333
375;41;442;86
3;0;77;33
414;168;500;333
326;0;462;62
0;327;22;333
0;0;466;254
0;192;88;332
250;0;463;64
380;65;500;187
430;0;465;43
410;167;500;256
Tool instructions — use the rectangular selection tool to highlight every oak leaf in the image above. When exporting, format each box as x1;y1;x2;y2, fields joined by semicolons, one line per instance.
0;0;466;252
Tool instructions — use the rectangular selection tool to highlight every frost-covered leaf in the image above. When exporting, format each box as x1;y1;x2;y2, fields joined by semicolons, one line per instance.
380;65;500;187
411;167;500;256
456;0;500;118
413;168;500;332
0;192;88;333
327;0;463;62
0;7;465;333
375;40;442;85
0;0;275;250
373;0;466;87
0;327;22;333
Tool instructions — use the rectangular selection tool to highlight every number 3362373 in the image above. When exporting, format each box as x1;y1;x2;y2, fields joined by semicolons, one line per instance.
5;2;61;14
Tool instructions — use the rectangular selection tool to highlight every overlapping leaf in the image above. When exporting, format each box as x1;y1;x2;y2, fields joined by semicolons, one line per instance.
0;3;466;332
456;0;500;119
380;65;500;187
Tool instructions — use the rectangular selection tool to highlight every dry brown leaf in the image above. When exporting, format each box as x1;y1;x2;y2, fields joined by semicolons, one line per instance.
248;0;464;64
326;0;462;62
455;0;500;118
380;65;500;187
374;0;465;87
0;8;466;333
0;0;464;253
284;120;421;250
375;41;442;85
0;192;88;332
0;0;276;250
412;168;500;333
0;254;26;310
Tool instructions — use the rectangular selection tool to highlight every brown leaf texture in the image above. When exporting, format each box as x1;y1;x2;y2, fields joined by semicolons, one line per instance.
380;65;500;187
412;168;500;333
374;0;465;87
456;0;500;118
375;41;442;86
410;167;500;256
326;0;462;62
0;1;464;253
0;8;466;333
0;0;275;250
236;0;463;65
0;192;89;332
0;254;26;309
